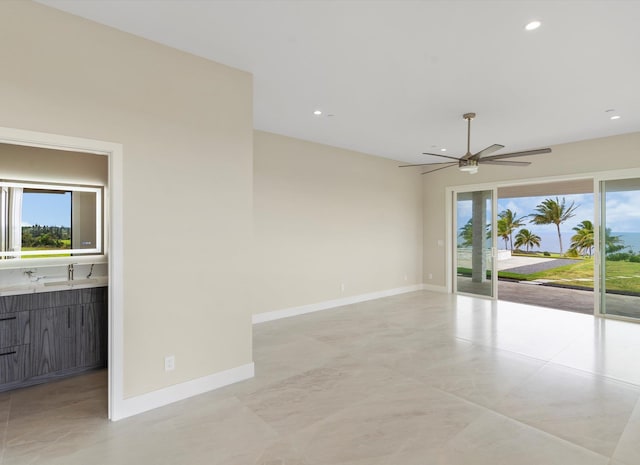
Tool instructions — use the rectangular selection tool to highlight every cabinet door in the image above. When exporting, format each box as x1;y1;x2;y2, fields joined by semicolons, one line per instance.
0;345;30;385
0;311;30;349
76;303;107;368
30;306;76;376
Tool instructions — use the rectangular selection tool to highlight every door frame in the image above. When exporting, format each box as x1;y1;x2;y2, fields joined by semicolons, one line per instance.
594;168;640;323
451;186;498;299
0;126;124;419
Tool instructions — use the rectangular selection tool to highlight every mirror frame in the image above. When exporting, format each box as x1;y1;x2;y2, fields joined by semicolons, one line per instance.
0;180;103;259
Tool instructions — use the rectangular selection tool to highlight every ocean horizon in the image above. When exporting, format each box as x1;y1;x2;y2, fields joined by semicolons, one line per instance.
495;231;640;254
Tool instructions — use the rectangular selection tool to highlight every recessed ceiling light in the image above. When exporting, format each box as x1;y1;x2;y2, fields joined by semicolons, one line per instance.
610;115;621;120
525;20;541;31
440;148;447;152
313;110;322;116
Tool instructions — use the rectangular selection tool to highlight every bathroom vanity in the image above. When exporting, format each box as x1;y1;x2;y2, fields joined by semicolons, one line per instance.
0;286;107;392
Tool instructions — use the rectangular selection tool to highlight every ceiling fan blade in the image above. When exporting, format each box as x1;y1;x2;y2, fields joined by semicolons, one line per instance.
472;143;505;160
399;162;457;168
481;148;551;161
422;152;462;161
479;160;531;166
421;164;457;175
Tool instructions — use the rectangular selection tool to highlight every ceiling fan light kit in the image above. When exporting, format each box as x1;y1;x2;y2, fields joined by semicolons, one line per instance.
400;112;551;175
458;160;479;174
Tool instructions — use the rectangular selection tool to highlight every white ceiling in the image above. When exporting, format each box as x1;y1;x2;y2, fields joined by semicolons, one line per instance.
38;1;640;164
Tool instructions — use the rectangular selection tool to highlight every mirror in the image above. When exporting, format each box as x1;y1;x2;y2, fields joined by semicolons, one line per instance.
0;181;102;259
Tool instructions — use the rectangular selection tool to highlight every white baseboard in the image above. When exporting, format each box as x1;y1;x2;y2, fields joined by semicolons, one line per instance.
111;284;446;420
253;284;425;324
111;362;254;421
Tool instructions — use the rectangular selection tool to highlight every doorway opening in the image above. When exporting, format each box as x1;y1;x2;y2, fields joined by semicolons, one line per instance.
452;174;640;322
495;180;595;314
0;126;123;420
0;142;110;415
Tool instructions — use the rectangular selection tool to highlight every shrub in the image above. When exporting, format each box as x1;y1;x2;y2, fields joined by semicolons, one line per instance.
607;252;631;261
565;249;579;258
629;254;640;263
543;251;551;257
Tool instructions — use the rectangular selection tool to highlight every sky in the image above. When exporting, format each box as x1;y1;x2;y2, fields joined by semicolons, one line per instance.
21;191;71;228
457;190;640;253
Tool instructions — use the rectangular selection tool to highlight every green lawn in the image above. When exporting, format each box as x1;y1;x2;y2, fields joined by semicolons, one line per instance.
511;251;582;260
498;259;640;292
21;246;71;258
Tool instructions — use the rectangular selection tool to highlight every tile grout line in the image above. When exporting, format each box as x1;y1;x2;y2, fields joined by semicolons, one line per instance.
608;395;640;465
426;383;612;462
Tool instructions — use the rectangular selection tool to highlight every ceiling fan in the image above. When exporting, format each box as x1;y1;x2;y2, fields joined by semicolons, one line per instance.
400;112;551;175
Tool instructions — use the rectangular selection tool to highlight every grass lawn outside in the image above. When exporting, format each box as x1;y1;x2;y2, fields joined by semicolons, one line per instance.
20;246;71;258
459;258;640;293
511;251;583;260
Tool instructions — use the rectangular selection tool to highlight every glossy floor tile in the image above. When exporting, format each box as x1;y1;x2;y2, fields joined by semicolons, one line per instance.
2;290;640;464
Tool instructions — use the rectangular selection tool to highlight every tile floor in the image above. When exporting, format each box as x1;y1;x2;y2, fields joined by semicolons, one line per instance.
1;290;640;464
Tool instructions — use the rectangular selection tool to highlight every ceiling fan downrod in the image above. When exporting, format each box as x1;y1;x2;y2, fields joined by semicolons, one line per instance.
463;112;475;157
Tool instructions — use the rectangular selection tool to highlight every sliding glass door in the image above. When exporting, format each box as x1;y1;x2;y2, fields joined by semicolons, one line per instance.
600;178;640;319
455;189;495;297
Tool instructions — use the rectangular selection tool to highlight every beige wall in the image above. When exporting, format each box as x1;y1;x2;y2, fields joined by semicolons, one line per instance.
0;2;253;397
423;132;640;287
0;143;107;255
0;144;108;185
253;131;423;313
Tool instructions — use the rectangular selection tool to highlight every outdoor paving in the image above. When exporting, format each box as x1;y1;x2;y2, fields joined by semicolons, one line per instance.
460;256;640;317
497;280;593;314
495;255;557;271
499;258;580;274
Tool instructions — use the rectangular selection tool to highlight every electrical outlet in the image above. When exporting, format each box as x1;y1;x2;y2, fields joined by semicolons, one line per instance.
340;282;345;292
428;273;433;280
404;274;408;281
164;355;175;371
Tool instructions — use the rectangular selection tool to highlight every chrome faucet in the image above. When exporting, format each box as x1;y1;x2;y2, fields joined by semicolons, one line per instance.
68;263;74;281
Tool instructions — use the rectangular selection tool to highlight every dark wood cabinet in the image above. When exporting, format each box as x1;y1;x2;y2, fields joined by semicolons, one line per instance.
76;303;108;368
30;306;76;376
0;287;107;391
0;345;29;385
0;311;30;349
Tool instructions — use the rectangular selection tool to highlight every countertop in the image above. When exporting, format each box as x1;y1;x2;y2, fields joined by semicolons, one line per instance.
0;276;108;297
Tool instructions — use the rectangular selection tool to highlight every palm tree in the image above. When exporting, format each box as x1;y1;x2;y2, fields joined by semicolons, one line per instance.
604;228;625;255
514;229;541;252
570;220;594;256
458;218;491;248
529;197;578;254
498;209;525;251
497;217;510;249
458;219;473;247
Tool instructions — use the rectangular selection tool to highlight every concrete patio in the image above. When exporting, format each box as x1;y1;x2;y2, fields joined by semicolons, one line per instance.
458;255;640;318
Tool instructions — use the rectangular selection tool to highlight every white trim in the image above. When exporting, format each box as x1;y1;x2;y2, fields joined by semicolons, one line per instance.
445;188;454;294
252;284;424;324
593;178;601;316
111;363;255;421
107;140;124;422
0;126;123;421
